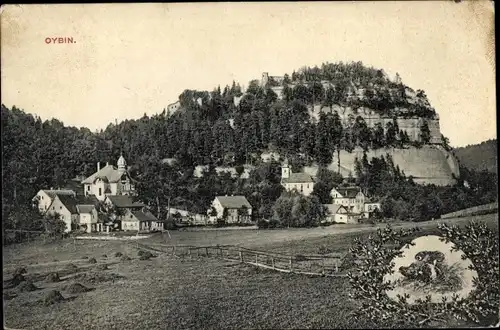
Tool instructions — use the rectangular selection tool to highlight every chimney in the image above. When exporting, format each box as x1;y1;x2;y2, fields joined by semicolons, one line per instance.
97;162;101;172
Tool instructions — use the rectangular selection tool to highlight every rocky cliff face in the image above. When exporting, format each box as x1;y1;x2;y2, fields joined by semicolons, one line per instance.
309;104;442;144
302;145;460;186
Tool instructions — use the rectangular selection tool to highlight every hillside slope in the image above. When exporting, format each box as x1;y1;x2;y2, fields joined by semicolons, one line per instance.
454;139;497;174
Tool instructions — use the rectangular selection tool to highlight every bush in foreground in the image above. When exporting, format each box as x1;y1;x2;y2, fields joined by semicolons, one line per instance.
346;221;499;328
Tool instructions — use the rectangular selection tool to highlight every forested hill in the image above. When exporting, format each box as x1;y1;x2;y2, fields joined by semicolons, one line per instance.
454;139;497;174
2;62;444;219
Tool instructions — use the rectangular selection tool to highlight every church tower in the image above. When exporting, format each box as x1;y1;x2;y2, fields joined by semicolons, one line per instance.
117;153;127;172
281;159;290;180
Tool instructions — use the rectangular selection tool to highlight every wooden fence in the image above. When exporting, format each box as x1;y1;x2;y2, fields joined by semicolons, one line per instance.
441;202;498;219
131;241;347;278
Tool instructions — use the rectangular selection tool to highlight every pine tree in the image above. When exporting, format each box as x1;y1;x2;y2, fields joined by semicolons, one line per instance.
420;120;431;144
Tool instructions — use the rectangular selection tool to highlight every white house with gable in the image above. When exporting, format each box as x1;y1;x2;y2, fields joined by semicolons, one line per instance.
208;196;253;224
32;189;76;214
81;154;136;201
280;161;315;196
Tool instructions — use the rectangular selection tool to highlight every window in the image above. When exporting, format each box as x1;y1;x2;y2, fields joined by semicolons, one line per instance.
61;215;64;220
60;206;62;210
99;188;102;196
87;186;90;191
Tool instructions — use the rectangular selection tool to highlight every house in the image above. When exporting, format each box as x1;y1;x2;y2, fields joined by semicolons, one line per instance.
45;194;80;233
363;201;382;219
208;196;253;224
81;154;137;201
32;189;76;214
76;204;101;233
280;161;315;196
168;208;208;226
322;204;350;224
121;209;163;232
331;187;365;213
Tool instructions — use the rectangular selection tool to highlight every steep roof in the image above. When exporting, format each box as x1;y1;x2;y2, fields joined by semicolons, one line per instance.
57;195;79;214
215;196;252;209
76;204;96;214
75;195;100;205
81;165;129;184
323;204;346;215
130;210;159;222
282;172;314;184
42;189;76;199
106;195;144;208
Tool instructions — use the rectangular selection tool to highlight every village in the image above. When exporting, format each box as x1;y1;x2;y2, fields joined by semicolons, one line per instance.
32;154;382;234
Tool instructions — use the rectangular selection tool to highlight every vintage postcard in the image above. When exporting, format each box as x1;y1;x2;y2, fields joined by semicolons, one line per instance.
1;2;497;329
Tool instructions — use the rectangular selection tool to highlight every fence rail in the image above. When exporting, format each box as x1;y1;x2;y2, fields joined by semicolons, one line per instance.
132;242;347;278
441;202;498;219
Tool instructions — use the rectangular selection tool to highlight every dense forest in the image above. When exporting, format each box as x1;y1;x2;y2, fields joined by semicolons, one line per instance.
454;139;497;174
2;61;497;237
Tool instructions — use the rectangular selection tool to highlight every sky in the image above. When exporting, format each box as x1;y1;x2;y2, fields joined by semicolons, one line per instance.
1;1;496;147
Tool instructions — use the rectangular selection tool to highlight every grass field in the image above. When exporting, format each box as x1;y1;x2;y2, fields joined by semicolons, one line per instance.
3;213;498;329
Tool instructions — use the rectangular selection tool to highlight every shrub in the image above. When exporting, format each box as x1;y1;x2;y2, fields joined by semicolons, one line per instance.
65;282;91;294
17;280;38;292
46;272;60;283
257;219;269;229
120;255;131;261
114;252;123;258
318;245;334;255
9;273;25;287
346;222;499;328
88;258;97;264
14;267;27;276
96;264;108;271
138;250;155;260
43;290;65;306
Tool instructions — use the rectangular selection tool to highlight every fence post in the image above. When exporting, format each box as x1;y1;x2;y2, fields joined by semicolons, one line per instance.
205;247;209;257
335;260;339;273
188;248;192;258
322;257;325;275
255;253;258;264
239;250;243;263
289;256;293;272
173;245;176;256
271;257;275;269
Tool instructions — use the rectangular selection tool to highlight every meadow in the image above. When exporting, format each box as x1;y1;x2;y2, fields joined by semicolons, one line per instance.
3;213;498;330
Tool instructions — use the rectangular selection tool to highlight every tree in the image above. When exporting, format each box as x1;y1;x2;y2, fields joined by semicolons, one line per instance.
315;112;333;165
283;74;291;84
441;134;452;151
372;123;385;149
43;213;67;238
237;205;250;223
385;121;397;147
419;120;431;144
